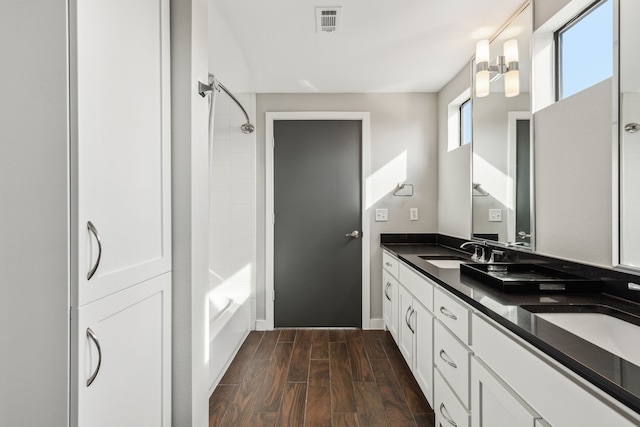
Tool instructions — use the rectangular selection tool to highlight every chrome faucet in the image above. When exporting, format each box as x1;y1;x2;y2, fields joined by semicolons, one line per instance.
460;241;487;263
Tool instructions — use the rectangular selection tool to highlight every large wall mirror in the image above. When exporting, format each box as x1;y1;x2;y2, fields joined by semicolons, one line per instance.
472;4;533;247
620;0;640;269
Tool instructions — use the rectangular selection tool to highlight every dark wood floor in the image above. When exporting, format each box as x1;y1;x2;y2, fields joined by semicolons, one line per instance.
209;329;435;427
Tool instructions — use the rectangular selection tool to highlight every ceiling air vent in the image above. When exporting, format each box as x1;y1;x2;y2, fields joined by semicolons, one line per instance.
316;7;341;33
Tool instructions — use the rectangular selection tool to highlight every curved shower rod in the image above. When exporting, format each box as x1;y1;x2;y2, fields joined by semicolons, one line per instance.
198;75;255;134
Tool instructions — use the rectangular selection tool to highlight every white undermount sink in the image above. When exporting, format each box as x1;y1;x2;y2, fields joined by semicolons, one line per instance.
426;259;466;269
535;311;640;367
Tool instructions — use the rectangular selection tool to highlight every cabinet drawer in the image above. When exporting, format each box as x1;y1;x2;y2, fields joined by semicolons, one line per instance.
435;369;469;427
434;288;470;344
399;263;433;311
382;251;399;278
435;320;471;408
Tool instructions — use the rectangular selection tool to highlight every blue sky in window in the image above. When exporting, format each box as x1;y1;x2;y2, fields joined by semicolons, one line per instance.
560;0;613;99
461;101;472;145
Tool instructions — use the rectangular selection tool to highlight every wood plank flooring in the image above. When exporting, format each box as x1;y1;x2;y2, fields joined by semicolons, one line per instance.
209;329;435;427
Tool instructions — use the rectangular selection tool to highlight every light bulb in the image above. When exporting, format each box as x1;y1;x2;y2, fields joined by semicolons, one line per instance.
504;70;520;97
476;70;490;97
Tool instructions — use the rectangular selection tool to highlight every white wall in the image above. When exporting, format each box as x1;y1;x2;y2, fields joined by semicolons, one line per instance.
255;93;438;323
208;0;253;92
438;66;472;240
170;0;210;425
0;1;70;425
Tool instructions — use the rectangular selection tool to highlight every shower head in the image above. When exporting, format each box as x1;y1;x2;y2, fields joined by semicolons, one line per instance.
241;123;255;134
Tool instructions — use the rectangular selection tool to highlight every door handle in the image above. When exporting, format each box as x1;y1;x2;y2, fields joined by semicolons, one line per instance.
517;230;531;239
345;230;361;238
625;122;640;133
384;282;391;301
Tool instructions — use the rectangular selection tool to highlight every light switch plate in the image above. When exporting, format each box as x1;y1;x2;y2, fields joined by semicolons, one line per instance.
375;208;388;222
489;209;502;222
410;208;419;221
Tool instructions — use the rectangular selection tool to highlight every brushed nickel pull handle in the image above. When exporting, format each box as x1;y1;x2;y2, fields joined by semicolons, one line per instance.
87;221;102;280
439;349;457;369
385;261;393;267
384;282;391;301
408;309;415;334
405;306;412;329
440;306;457;320
439;403;457;426
86;328;102;387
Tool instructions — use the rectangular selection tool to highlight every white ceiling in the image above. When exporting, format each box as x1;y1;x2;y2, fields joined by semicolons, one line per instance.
212;0;527;93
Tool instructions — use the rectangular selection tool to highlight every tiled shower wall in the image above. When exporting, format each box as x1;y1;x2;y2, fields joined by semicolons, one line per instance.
209;92;257;326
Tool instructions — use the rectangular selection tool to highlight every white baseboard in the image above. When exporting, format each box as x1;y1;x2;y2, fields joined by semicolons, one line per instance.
255;319;270;331
366;318;384;330
255;318;384;330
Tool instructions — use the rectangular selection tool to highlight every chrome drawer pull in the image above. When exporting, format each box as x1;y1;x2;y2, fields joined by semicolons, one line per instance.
385;262;393;267
384;282;391;301
87;221;102;280
439;349;457;369
439;403;457;427
439;306;457;320
86;328;102;387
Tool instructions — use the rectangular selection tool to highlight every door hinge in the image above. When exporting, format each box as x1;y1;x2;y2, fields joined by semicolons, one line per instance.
272;137;275;148
272;290;276;301
273;213;275;224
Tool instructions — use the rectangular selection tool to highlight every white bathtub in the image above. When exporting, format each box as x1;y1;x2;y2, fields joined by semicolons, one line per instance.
208;293;251;392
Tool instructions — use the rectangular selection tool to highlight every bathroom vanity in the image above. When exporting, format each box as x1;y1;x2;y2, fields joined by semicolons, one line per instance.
381;234;640;427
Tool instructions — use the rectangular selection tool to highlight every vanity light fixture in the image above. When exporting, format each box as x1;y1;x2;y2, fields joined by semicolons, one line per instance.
475;39;520;98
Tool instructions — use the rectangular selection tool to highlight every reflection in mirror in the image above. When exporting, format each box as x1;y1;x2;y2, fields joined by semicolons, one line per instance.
472;4;532;247
620;0;640;268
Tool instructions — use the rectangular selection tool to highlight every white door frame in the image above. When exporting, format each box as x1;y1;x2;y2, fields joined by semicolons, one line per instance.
264;112;371;330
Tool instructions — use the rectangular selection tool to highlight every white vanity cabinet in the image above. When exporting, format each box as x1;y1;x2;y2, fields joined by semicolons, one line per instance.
472;313;640;427
397;263;435;405
382;251;400;342
471;356;541;427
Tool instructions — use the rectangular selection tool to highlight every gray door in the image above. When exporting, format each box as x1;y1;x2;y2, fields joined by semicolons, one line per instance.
274;120;362;327
515;119;531;244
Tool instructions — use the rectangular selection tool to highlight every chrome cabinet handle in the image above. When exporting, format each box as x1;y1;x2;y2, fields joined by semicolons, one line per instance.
439;306;457;320
439;349;457;369
408;309;415;334
86;327;102;387
87;221;102;280
384;282;391;301
405;306;413;330
346;230;361;238
385;261;393;267
439;403;457;427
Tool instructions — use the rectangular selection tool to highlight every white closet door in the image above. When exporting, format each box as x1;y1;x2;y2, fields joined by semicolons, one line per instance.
73;273;171;427
71;0;171;306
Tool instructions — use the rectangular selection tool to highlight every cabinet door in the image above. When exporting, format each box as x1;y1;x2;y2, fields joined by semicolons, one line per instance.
398;284;414;367
72;0;171;306
471;357;540;427
413;300;434;406
383;271;399;342
73;273;171;427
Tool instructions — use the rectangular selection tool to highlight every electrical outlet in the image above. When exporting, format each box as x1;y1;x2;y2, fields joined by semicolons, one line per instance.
410;208;419;221
489;209;502;222
375;208;388;222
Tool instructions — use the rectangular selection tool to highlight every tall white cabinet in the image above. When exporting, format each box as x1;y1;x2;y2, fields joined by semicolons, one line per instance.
1;0;171;425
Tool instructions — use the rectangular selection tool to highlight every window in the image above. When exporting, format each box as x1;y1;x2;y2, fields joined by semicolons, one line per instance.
556;0;613;100
460;99;472;146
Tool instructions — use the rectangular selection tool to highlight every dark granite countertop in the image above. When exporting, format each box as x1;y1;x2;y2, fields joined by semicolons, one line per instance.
381;242;640;415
